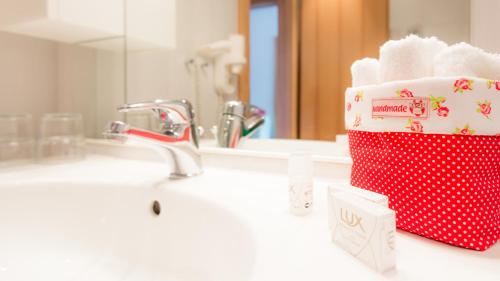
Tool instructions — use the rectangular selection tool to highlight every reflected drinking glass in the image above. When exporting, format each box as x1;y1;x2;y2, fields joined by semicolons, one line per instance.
37;113;85;163
0;114;34;164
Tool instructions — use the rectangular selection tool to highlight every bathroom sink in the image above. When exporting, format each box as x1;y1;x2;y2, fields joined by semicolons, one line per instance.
0;178;255;281
0;150;498;281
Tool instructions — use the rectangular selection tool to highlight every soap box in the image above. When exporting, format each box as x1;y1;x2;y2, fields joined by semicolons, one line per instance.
327;183;388;230
330;191;396;273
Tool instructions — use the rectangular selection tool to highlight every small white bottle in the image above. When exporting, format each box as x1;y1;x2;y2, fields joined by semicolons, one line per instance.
288;151;314;216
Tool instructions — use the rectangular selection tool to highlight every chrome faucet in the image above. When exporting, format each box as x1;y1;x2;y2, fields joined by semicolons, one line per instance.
217;101;265;148
104;99;202;179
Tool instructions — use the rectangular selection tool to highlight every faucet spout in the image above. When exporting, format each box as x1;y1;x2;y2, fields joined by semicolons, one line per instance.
104;100;203;179
217;101;265;148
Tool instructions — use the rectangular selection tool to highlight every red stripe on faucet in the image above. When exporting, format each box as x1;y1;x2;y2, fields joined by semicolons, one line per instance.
125;127;190;143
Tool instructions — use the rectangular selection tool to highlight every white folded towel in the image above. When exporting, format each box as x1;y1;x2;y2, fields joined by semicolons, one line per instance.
351;58;380;87
433;42;500;80
379;35;447;82
350;35;500;87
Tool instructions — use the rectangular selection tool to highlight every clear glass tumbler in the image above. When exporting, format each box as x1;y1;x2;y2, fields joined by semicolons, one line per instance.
0;114;35;165
37;113;85;163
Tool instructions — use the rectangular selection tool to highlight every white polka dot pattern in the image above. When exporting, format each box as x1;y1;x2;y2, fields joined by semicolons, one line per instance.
348;130;500;251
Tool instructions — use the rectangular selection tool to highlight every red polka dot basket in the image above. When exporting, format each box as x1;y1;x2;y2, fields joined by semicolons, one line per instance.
345;77;500;251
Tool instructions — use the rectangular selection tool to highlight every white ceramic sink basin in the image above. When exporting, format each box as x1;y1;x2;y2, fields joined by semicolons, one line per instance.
0;144;499;281
0;178;255;281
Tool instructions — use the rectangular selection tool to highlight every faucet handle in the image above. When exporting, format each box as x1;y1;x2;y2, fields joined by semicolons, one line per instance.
117;99;200;146
117;99;193;126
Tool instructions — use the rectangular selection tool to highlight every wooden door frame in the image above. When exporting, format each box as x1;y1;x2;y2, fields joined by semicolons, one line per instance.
238;0;299;139
237;0;251;103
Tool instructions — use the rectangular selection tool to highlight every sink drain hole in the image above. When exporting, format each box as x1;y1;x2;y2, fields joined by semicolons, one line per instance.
152;200;161;216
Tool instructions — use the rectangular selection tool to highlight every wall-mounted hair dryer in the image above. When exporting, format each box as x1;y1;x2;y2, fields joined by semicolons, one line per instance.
196;34;246;97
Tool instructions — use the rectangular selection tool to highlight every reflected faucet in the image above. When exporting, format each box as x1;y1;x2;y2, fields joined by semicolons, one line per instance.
104;99;202;179
217;101;265;148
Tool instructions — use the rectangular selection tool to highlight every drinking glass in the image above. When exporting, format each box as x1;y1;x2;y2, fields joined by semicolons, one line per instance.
37;113;85;163
0;114;34;165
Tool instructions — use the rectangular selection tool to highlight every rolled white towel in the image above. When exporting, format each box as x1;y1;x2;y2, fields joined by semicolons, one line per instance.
351;58;380;87
379;34;447;82
433;42;500;80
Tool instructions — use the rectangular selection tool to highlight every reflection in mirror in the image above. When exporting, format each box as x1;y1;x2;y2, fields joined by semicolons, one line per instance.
0;0;126;138
124;0;238;140
124;0;498;148
249;4;278;138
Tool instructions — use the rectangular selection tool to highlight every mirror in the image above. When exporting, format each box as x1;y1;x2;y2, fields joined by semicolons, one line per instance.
0;0;126;138
126;0;499;147
2;0;495;143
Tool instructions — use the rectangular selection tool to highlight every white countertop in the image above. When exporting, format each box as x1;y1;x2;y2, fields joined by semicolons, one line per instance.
170;169;500;281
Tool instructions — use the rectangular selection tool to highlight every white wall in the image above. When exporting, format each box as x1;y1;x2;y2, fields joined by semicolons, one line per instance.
389;0;470;44
0;31;57;125
0;31;125;138
126;0;238;131
389;0;500;53
56;44;98;137
470;0;500;53
96;45;126;138
57;41;125;138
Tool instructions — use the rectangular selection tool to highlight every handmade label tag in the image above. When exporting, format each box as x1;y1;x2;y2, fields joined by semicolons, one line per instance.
372;97;429;119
